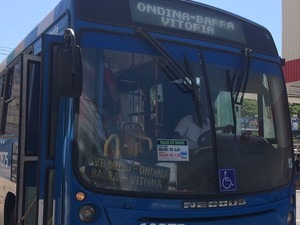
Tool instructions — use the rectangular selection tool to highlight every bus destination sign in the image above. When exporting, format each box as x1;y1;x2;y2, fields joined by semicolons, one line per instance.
130;0;246;43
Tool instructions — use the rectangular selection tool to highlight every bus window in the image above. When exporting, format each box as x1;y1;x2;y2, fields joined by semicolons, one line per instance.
26;60;41;156
0;73;5;133
0;74;4;103
23;162;37;225
4;62;21;134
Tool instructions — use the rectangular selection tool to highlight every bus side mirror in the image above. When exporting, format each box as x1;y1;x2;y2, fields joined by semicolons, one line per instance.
54;45;83;97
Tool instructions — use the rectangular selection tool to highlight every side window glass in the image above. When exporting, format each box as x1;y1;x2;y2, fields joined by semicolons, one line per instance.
0;75;4;103
26;61;41;156
4;62;21;134
0;73;5;133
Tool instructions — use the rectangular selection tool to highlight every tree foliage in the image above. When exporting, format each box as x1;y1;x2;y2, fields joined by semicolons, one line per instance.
241;99;257;118
242;101;300;119
289;104;300;117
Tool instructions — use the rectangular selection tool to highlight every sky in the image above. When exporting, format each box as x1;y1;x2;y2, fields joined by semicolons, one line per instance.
0;0;282;62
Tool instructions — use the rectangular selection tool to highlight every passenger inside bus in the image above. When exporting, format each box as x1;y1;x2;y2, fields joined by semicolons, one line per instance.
173;111;211;149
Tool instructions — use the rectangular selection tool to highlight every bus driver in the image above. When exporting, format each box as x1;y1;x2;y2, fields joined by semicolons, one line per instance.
173;111;211;149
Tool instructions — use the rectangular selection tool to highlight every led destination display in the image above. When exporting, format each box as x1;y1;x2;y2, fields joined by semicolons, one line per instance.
130;0;246;43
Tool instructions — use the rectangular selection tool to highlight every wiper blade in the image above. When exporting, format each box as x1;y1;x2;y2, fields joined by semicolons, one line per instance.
226;69;237;139
136;28;194;86
234;48;252;105
136;27;203;127
226;48;252;139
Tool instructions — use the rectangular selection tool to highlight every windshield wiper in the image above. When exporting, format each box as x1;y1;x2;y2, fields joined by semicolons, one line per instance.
233;48;252;105
136;27;203;127
136;28;194;85
226;69;237;139
226;48;252;139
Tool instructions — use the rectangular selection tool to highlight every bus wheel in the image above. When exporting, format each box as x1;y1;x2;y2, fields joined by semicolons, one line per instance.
9;207;16;225
4;193;15;225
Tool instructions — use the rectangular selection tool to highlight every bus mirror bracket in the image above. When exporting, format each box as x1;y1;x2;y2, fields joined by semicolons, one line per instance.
54;28;83;97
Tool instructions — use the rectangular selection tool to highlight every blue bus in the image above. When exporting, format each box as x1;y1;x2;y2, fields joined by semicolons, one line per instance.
0;0;295;225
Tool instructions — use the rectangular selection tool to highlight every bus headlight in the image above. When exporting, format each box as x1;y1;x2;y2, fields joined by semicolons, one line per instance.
79;205;96;222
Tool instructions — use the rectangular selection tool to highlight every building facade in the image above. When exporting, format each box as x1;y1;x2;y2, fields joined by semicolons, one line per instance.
282;0;300;102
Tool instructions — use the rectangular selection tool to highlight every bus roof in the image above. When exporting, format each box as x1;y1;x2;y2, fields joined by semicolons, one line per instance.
0;0;278;72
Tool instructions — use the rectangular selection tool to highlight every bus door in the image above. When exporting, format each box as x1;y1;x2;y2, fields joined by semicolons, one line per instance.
15;34;66;225
14;54;41;225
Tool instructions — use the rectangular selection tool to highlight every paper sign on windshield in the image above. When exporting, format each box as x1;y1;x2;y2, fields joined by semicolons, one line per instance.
157;139;189;161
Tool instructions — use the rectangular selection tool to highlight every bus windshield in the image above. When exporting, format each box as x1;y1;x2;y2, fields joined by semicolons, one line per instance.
76;32;292;196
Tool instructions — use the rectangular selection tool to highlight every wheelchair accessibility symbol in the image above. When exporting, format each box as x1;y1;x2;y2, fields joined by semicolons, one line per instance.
219;169;237;192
